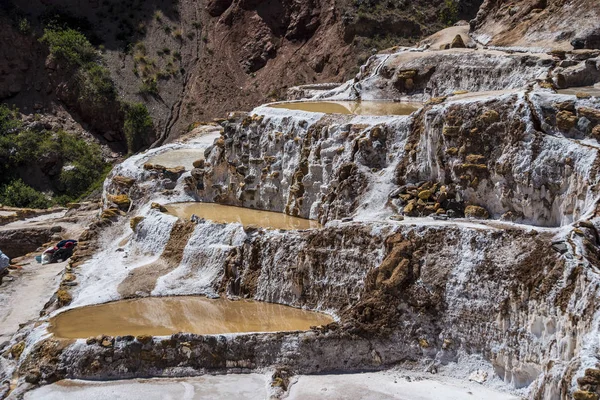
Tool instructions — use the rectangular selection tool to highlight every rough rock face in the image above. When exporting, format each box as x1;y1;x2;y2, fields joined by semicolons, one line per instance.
0;227;55;259
471;0;600;51
0;0;483;145
194;111;408;222
187;90;599;227
334;49;557;100
4;2;600;399
15;217;600;400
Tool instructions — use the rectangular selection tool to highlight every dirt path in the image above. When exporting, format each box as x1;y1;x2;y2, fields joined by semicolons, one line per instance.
0;259;66;344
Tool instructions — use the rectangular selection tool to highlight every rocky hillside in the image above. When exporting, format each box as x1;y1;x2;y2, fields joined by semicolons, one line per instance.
0;0;483;149
471;0;600;50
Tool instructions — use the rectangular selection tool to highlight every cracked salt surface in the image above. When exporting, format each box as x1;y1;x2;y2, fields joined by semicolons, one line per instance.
23;370;522;400
24;374;268;400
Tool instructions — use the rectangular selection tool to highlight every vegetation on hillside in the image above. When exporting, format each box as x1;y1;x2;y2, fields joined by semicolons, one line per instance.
0;104;109;208
123;102;154;154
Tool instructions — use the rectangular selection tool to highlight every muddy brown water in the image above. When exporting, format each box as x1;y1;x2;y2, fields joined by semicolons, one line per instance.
268;101;421;116
48;296;334;338
165;203;321;230
147;149;205;170
557;85;600;97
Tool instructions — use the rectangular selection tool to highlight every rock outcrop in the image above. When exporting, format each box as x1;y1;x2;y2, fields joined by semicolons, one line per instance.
471;0;600;51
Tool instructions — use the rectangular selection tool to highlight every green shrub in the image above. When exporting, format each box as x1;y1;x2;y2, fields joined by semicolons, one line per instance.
18;18;31;34
0;180;51;209
0;103;110;206
138;78;159;96
439;0;459;26
40;27;97;66
0;104;21;134
77;63;117;104
124;103;153;153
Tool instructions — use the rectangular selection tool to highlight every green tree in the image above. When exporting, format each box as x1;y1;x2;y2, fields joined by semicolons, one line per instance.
0;180;51;209
124;103;154;154
40;27;97;66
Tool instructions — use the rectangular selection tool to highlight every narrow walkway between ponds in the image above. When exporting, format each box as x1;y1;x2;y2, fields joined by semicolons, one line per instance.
0;259;66;343
24;374;267;400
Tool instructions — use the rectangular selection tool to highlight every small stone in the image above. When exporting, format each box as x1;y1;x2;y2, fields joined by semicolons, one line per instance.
136;335;153;344
468;370;488;384
101;339;113;348
442;126;460;136
555;101;576;112
585;368;600;382
551;241;568;254
556;110;578;131
107;194;131;211
592;125;600;139
466;154;486;163
86;337;97;345
130;216;145;231
464;205;489;219
10;342;25;359
192;159;205;169
389;214;404;221
450;34;466;48
113;176;136;187
56;289;72;306
479;110;499;124
418;190;432;200
573;390;599;400
151;203;168;212
341;217;353;222
578;107;600;123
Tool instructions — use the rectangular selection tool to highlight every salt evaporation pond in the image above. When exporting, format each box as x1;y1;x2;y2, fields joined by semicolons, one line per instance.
165;202;322;230
557;85;600;97
146;149;205;170
268;100;421;115
48;296;333;338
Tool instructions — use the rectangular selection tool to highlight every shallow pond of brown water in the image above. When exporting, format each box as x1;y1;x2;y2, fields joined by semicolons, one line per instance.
268;100;421;116
147;149;205;170
165;202;321;230
48;296;333;338
557;85;600;97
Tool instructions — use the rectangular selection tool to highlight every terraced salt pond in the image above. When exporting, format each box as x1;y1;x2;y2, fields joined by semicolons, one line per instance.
147;148;205;170
558;85;600;97
268;100;421;115
165;202;321;230
48;296;333;338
